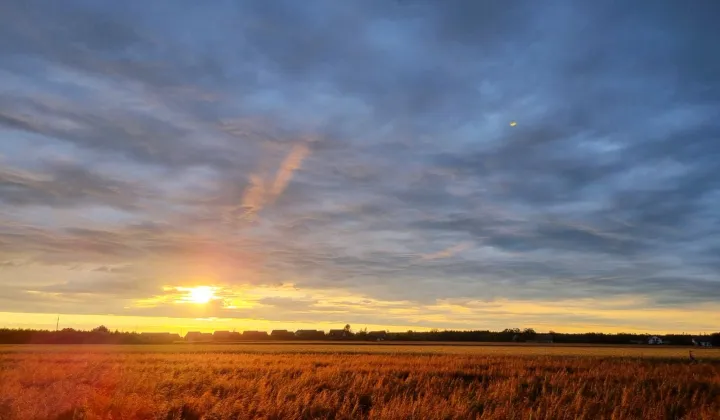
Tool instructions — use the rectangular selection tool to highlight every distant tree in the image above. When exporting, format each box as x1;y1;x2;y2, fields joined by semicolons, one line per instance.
523;328;536;337
92;325;109;333
343;324;352;333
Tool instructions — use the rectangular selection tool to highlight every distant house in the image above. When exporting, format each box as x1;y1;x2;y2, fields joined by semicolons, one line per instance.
692;338;713;347
328;329;351;339
295;330;325;340
213;331;241;342
185;331;213;342
140;332;181;343
367;331;388;341
270;330;295;340
242;331;269;340
648;336;663;345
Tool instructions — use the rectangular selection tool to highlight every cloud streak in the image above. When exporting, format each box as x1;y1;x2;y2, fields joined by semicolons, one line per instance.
240;143;310;220
421;242;472;260
271;143;310;199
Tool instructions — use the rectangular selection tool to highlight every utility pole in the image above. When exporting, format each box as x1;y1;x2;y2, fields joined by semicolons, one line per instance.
56;315;59;331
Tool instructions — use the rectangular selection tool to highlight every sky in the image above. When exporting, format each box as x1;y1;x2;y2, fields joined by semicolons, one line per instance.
1;0;719;334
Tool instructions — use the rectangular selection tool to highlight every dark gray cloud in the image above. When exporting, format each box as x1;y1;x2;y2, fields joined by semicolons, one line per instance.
0;160;150;209
0;0;718;330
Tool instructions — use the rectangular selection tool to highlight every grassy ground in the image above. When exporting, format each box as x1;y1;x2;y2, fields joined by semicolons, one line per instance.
3;342;719;358
1;344;719;419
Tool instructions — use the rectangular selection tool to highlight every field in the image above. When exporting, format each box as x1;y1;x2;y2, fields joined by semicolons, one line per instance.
1;343;719;420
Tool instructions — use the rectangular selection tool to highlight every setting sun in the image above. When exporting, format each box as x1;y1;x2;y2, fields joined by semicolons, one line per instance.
187;286;215;304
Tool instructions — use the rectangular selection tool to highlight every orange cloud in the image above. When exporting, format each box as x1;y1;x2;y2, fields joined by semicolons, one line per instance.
240;174;268;219
271;143;309;198
240;143;310;219
421;242;472;260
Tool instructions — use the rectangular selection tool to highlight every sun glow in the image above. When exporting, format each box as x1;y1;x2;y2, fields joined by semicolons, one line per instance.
186;286;215;304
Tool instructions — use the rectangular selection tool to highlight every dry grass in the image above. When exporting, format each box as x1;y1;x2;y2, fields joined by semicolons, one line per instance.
4;342;720;358
1;344;719;419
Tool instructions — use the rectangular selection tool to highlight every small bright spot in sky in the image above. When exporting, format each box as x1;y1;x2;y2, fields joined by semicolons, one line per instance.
187;286;215;304
509;121;517;127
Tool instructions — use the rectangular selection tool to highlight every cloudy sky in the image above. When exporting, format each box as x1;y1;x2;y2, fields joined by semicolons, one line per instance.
1;0;719;334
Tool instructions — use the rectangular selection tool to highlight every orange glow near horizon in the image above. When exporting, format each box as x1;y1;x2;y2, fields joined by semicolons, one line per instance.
47;283;720;335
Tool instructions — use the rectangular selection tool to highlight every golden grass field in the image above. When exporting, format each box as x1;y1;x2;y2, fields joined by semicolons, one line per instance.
1;343;719;419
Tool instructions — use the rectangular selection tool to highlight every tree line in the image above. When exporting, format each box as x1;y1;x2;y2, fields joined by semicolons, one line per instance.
0;326;717;345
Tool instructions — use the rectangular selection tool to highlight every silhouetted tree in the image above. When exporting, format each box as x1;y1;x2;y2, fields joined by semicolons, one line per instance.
0;326;716;346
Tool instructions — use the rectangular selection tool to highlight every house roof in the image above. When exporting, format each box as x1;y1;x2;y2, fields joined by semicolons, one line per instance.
213;331;240;336
185;331;211;337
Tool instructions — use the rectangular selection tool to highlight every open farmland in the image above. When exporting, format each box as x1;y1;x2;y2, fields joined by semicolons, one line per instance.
1;344;719;419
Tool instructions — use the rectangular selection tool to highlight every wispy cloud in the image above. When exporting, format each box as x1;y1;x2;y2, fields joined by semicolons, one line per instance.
240;143;310;220
271;143;310;198
421;242;473;260
240;174;269;219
